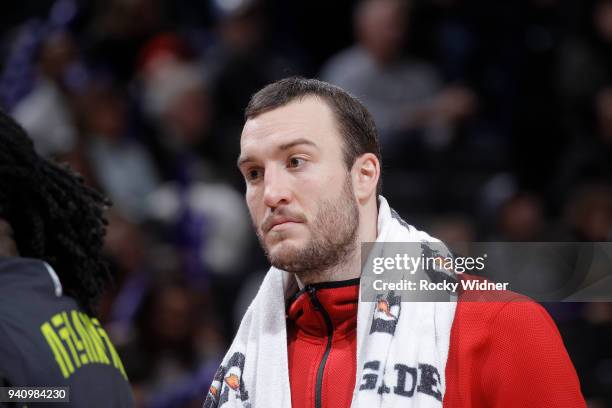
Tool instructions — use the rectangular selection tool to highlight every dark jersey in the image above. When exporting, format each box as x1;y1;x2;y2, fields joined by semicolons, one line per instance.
0;256;134;407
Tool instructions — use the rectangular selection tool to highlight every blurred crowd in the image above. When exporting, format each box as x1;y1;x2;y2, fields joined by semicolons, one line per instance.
1;0;611;406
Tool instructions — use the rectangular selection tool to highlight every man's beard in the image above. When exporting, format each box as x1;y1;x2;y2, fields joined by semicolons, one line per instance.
256;175;359;279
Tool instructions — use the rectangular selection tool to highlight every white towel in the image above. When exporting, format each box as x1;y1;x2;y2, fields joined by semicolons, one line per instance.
203;196;457;408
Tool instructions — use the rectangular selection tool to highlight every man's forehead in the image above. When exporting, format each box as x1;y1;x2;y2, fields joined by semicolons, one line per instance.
240;97;338;148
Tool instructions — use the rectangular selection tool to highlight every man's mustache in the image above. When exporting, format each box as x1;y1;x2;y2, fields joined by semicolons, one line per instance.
261;210;307;233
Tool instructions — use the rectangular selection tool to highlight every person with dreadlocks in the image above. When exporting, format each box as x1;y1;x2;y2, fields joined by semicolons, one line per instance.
0;109;134;407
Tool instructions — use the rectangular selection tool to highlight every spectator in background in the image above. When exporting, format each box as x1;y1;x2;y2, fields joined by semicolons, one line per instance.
140;56;252;283
480;192;551;293
84;0;162;83
560;301;612;408
12;30;80;156
495;192;547;242
140;47;213;182
321;0;476;158
121;281;223;408
554;87;612;205
99;210;157;343
558;0;612;135
81;81;160;222
428;215;476;245
564;184;612;242
556;184;612;405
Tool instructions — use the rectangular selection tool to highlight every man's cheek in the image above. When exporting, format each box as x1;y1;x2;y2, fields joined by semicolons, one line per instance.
245;184;262;206
245;195;261;223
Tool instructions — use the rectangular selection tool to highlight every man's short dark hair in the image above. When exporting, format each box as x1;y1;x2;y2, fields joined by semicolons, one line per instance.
245;77;382;194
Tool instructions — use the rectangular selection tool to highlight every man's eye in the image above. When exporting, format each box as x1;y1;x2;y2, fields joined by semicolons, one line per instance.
246;168;262;181
287;157;306;168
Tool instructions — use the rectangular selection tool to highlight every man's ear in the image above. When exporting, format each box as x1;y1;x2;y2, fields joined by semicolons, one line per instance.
0;218;19;257
351;153;380;204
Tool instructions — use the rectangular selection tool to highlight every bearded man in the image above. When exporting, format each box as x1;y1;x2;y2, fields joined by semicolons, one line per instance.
203;77;585;408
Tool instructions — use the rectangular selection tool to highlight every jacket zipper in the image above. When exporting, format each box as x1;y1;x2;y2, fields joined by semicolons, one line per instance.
307;286;334;408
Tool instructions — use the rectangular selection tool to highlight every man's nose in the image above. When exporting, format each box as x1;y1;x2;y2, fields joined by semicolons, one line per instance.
263;167;292;208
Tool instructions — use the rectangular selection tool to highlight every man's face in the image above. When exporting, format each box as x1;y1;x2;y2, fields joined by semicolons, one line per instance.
238;97;359;275
359;0;407;63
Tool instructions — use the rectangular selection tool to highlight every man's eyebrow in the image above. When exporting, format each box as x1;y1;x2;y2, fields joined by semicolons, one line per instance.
277;138;318;151
237;138;318;168
237;155;252;168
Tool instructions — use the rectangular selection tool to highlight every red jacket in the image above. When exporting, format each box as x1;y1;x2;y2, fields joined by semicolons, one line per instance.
286;279;585;408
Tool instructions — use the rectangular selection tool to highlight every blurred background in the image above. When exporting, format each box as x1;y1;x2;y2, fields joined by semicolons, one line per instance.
1;0;612;406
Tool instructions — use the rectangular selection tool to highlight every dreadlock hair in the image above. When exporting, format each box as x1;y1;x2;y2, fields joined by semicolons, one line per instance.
0;109;111;315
